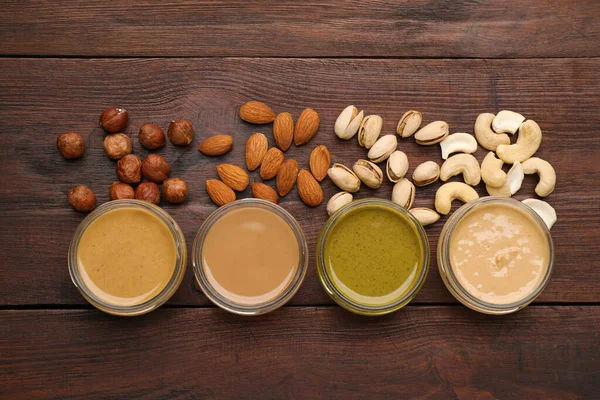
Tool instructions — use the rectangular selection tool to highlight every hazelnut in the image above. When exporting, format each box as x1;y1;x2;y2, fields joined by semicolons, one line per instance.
103;133;132;160
163;178;188;203
109;182;135;200
168;119;194;146
135;182;161;205
67;185;96;212
141;154;171;183
139;123;166;150
100;106;128;133
57;132;84;159
116;154;142;183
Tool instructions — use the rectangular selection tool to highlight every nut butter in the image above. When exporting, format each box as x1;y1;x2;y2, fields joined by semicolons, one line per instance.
193;199;308;315
438;197;554;314
317;199;430;316
69;200;187;316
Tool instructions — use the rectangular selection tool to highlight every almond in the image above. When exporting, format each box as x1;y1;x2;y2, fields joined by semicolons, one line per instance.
245;132;268;171
206;179;235;206
273;112;294;151
309;145;330;181
216;164;250;191
297;170;323;207
239;101;275;124
198;134;233;156
251;182;279;204
294;108;320;146
260;148;284;180
276;159;299;196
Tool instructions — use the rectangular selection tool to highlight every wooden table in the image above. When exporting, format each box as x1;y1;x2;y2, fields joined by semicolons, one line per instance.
1;2;599;398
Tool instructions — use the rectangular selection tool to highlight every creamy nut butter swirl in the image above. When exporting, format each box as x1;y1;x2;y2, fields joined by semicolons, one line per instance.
449;203;550;305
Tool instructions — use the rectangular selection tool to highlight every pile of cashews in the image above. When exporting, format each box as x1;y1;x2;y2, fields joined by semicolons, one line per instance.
327;106;557;229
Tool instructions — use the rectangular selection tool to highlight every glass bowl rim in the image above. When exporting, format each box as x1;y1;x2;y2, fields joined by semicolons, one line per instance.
316;198;430;315
191;198;309;316
68;199;187;316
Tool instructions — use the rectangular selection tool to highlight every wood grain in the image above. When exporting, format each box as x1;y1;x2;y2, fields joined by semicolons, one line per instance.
1;1;599;58
1;306;599;399
0;58;599;306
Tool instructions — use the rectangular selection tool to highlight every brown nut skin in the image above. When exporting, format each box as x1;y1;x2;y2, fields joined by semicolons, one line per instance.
163;178;188;203
57;132;84;159
141;154;171;183
67;185;96;212
116;154;142;184
135;182;161;205
138;123;166;150
108;181;135;200
168;120;194;146
103;133;132;160
100;106;128;133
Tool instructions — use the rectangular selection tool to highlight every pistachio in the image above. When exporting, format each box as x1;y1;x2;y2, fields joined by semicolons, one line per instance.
386;150;409;183
391;178;415;209
335;105;364;140
352;159;383;189
410;208;440;226
396;110;422;138
327;163;361;192
414;121;449;145
358;115;383;149
326;192;353;216
412;161;440;187
367;135;397;163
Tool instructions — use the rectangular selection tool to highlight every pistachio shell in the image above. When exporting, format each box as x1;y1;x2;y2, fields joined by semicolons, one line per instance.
386;150;409;183
414;121;449;145
352;159;383;189
335;106;364;140
367;135;397;163
358;115;383;149
396;110;422;138
327;163;361;192
391;178;415;209
412;161;440;186
410;208;440;226
326;192;353;216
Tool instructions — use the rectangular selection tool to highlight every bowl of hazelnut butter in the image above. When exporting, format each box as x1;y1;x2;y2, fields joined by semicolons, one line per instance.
438;197;554;314
69;200;187;316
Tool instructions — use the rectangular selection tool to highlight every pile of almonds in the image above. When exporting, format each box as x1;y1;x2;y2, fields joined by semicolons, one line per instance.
325;106;557;229
58;106;190;212
201;101;328;207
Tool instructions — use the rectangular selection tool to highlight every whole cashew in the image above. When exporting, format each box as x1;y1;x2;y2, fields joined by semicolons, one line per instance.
481;152;507;188
440;154;481;186
496;120;542;164
522;157;556;197
474;113;510;151
486;161;524;197
435;182;479;215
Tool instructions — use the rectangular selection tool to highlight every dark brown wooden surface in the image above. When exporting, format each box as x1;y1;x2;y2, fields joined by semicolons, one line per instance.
2;307;599;399
1;3;600;398
0;58;599;306
1;1;599;58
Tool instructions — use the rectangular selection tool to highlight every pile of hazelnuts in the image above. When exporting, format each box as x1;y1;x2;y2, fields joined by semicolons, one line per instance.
57;106;191;212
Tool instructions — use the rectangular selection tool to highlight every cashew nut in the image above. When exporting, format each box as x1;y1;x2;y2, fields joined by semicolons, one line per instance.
474;113;510;151
435;182;479;215
496;120;542;164
522;157;556;197
440;154;481;186
492;110;525;134
439;133;478;160
481;152;507;188
410;208;440;226
486;161;524;197
522;198;557;229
